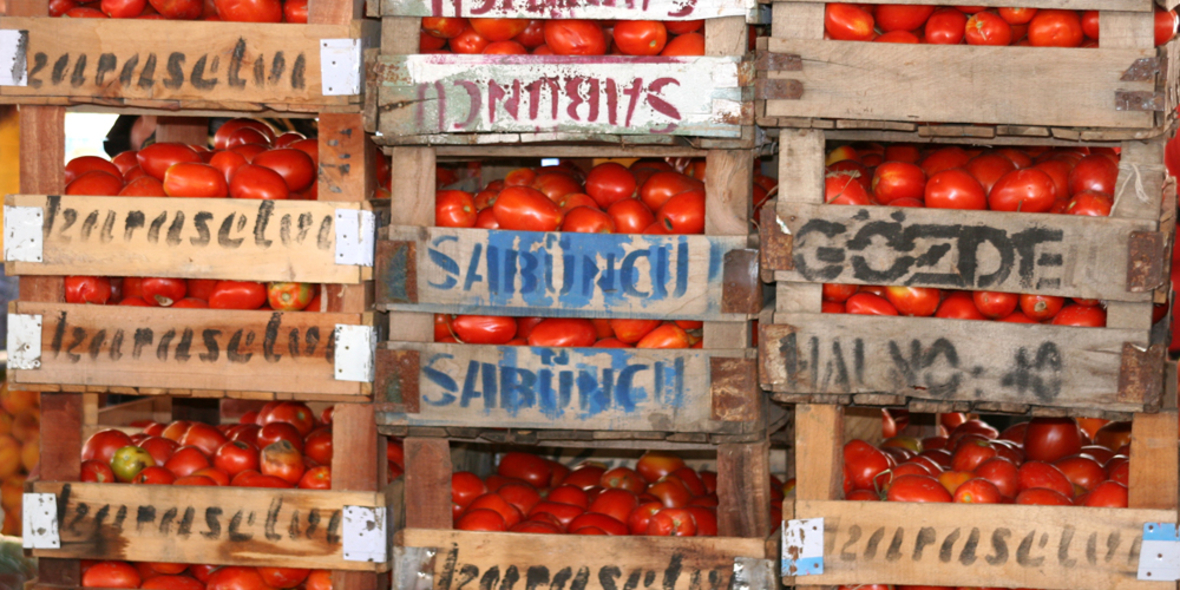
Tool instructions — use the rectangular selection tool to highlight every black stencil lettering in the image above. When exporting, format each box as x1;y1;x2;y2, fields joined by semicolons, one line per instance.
175;328;194;362
69;54;87;87
253;57;265;86
157;329;176;361
317;215;333;250
158;507;178;534
263;313;282;363
840;525;862;561
305;509;320;538
118;54;138;87
885;528;905;562
177;507;195;538
643;571;656;588
598;566;621;590
305;327;320;356
456;565;480;590
51;53;69;85
91;505;110;537
44;196;62;237
166;211;185;246
549;568;572;590
913;527;936;561
662;553;682;590
228;510;252;542
291;54;306;89
27;52;46;88
200;329;221;362
87;329;106;360
1000;342;1063;403
1105;532;1121;563
864;527;885;560
113;506;127;530
133;328;154;359
65;327;86;363
1058;526;1077;568
939;528;962;563
138;54;157;89
502;566;521;590
525;566;550;590
254;201;274;248
109;329;125;361
124;210;145;242
137;505;156;531
57;208;77;243
959;528;980;565
65;503;89;533
100;211;116;243
191;212;213;246
227;39;247;88
95;53;117;86
326;510;342;545
148;211;168;244
50;311;68;356
288;510;301;540
80;210;98;241
163;52;185;89
190;55;218;90
227;329;254;363
288;328;301;358
268;53;286;85
280;214;292;246
265;497;283;541
620;570;641;590
986;528;1010;565
1017;530;1044;567
296;212;313;243
218;214;244;248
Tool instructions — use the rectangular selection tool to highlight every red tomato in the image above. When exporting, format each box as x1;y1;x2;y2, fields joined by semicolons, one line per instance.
252;149;315;192
131;465;176;485
936;291;986;320
606;199;654;234
845;439;891;491
267;282;315;311
208;150;248;183
1157;9;1178;45
145;0;201;19
208;281;267;309
81;459;116;483
613;20;668;55
303;428;332;465
925;169;987;210
845;292;899;316
205;566;275;590
1084;480;1128;508
230;164;290;199
451;315;517;344
998;7;1036;24
453;471;488;509
921;147;972;176
1054;454;1105;492
66;170;123;196
973;457;1019;498
1068;155;1119;197
600;467;646;493
639;171;703;211
179;422;227;455
924;7;967;44
988;168;1057;212
66;156;122;184
482;40;527;53
256;567;309;589
162;163;227;197
63;6;108;16
646;508;697;536
213;440;259;476
436;190;478;228
1066;190;1113;216
527;318;597;347
965;11;1012;45
655;189;705;234
1028;9;1083;47
138;436;179;466
953;478;1001;504
498;451;552;488
1023;418;1083;463
282;0;307;21
951;439;997;472
1051;304;1106;327
261;440;305;484
1018;294;1064;321
660;32;704;55
83;562;142;589
164;447;211;478
822;283;859;303
118;176;167;196
493;186;562;231
141;575;204;590
872;161;925;204
886;474;953;502
213;0;281;21
66;276;112;304
824;172;871;205
561;206;615;233
965;153;1017;194
609;319;661;344
825;3;874;40
972;291;1018;319
1018;460;1074;497
586;163;638;208
423;16;467;38
213;120;274;150
875;4;934;32
543;20;606;55
884;286;940;317
469;493;524;527
635;323;691;348
137;143;201;181
142;277;187;307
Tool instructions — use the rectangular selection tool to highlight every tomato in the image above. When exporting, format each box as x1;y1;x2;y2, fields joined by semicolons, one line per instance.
967;291;1016;319
964;153;1017;194
117;176;167;197
267;282;315;311
423;16;467;38
951;439;997;472
544;20;606;55
257;567;309;589
65;276;112;305
483;40;527;53
1017;294;1063;321
163;446;210;478
212;120;273;150
613;20;668;55
998;7;1036;24
646;508;697;536
1157;9;1178;45
845;440;891;491
1068;155;1119;198
660;32;704;55
50;0;79;16
973;457;1019;498
81;459;116;483
1018;417;1083;464
525;318;597;347
434;190;478;228
497;452;551;488
83;430;134;465
822;284;858;303
451;315;516;344
213;440;259;476
1066;190;1113;216
208;150;247;184
872;162;925;204
208;280;267;309
635;323;691;348
923;7;967;44
825;3;874;40
563;464;605;489
179;422;227;455
605;199;654;234
160;162;227;197
1084;480;1128;508
921;147;972;176
261;439;305;484
883;286;940;317
640;171;703;211
951;478;1001;504
965;11;1012;45
1053;454;1104;492
1028;9;1083;47
206;566;276;590
655;189;705;234
585;163;637;208
63;6;108;16
83;562;142;588
845;292;899;316
608;319;661;344
648;477;691;508
493;186;563;231
629;451;686;484
141;277;187;307
925;169;987;210
282;0;307;22
469;492;524;527
988;168;1057;212
1051;304;1106;327
886;474;952;502
65;170;123;196
137;143;201;181
600;467;646;493
213;0;281;21
452;471;488;509
130;465;176;485
1018;460;1074;497
250;148;316;193
258;422;304;452
302;428;332;466
141;575;205;590
144;0;200;19
875;4;934;32
66;156;122;184
110;445;155;482
230;164;290;199
562;206;615;233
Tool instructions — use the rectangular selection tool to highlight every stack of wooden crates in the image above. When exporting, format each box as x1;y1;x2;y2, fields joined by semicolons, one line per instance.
754;1;1180;589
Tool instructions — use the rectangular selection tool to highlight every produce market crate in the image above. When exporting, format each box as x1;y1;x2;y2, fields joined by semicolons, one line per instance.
389;437;778;590
373;143;775;442
781;393;1180;590
367;0;760;148
755;1;1180;140
758;129;1175;417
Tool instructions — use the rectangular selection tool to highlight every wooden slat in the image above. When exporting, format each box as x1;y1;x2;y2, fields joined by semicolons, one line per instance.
0;19;360;109
10;302;367;396
31;481;388;571
331;402;381;590
4;195;368;283
761;314;1160;414
768;201;1160;302
794;404;842;503
788;500;1174;590
762;38;1158;129
1128;409;1180;509
398;528;767;589
774;128;824;315
772;0;1152;8
377;0;751;19
716;440;771;538
403;438;453;529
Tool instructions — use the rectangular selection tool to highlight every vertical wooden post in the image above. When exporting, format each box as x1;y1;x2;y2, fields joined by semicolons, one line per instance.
717;440;770;538
403;437;453;529
774;129;825;316
789;404;843;590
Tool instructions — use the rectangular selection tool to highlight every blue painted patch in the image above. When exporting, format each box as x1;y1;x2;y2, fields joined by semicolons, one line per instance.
1144;523;1180;542
782;556;823;577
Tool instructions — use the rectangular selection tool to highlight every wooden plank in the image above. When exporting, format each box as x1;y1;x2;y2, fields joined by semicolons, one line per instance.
1101;11;1157;49
403;438;452;529
716;440;770;538
399;528;767;589
761;314;1161;413
331;402;381;590
377;342;760;434
4;195;368;283
762;39;1158;129
772;0;1151;7
377;0;752;19
768;201;1159;302
377;226;752;320
794;404;842;503
770;1;823;40
10;302;367;396
774;128;824;315
376;55;747;139
31;481;388;571
1128;409;1180;509
0;19;360;109
787;500;1174;590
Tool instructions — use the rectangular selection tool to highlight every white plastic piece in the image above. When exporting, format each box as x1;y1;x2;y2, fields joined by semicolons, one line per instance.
343;505;388;563
334;324;375;382
335;209;376;267
7;313;42;370
320;39;361;96
22;493;59;549
1139;523;1180;581
0;29;27;87
5;205;44;263
782;517;824;577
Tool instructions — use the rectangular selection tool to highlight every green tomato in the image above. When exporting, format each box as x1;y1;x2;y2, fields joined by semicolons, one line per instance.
110;445;155;483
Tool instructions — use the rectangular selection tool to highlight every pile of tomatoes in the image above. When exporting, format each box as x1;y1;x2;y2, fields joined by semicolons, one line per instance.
453;450;789;536
81;562;331;589
820;284;1126;328
845;415;1132;507
64;275;320;311
825;4;1177;47
436;314;706;348
420;17;708;56
825;142;1120;215
52;0;309;22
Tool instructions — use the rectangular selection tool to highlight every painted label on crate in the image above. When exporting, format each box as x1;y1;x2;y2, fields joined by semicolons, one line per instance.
761;317;1154;412
379;55;746;138
387;344;725;431
382;227;747;320
5;195;365;284
774;204;1157;302
790;501;1170;590
0;18;349;103
381;0;751;20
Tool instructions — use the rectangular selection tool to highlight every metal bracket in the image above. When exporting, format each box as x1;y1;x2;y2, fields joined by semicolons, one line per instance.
1139;522;1180;581
1122;57;1162;81
373;349;420;413
21;493;58;549
1117;342;1166;408
335;209;376;267
7;313;41;370
711;357;760;422
334;324;376;382
0;29;28;87
754;51;802;72
722;249;761;315
782;518;824;577
376;240;418;305
4;205;43;263
754;78;802;101
1128;230;1168;292
759;205;793;272
394;545;437;590
342;505;388;563
320;38;362;96
731;557;776;590
1116;90;1165;112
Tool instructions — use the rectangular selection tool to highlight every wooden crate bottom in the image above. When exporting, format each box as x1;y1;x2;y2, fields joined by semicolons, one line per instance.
758;118;1174;146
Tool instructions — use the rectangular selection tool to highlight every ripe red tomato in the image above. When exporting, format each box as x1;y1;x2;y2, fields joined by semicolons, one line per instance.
600;467;646;493
423;16;467;38
483;40;527;54
825;3;874;40
951;439;997;472
142;277;187;307
884;286;940;317
468;17;528;42
872;162;925;204
640;171;703;211
469;493;524;527
526;318;597;347
83;429;133;464
283;0;307;22
601;199;652;234
261;440;306;484
988;168;1057;212
972;291;1018;319
179;422;228;455
267;282;315;311
824;172;871;205
845;440;891;491
648;477;691;508
635;323;691;348
646;508;697;536
1068;155;1119;197
208;281;267;309
655;190;705;234
924;7;967;44
498;452;552;488
132;465;177;485
543;20;606;55
457;508;507;531
935;291;985;320
1054;454;1105;492
453;471;488;509
973;457;1019;498
213;440;259;476
252;149;315;192
1028;9;1084;47
145;0;201;19
1018;294;1064;321
1015;487;1073;505
613;20;668;56
119;176;167;197
451;315;517;344
81;459;116;483
213;0;280;21
953;478;1001;504
83;562;142;589
208;150;248;183
965;12;1012;46
66;156;122;183
303;428;332;465
965;153;1017;194
230;164;290;199
435;190;478;228
1083;480;1128;508
660;32;704;55
845;292;899;316
586;162;637;208
493;186;562;231
65;276;112;305
256;567;310;589
998;7;1036;24
162;162;228;198
886;474;953;502
1023;418;1083;463
1066;190;1113;216
1157;9;1178;45
66;170;123;196
141;575;205;590
137;143;201;181
161;446;209;479
561;206;615;234
1018;460;1074;496
258;423;303;452
1051;304;1106;327
206;566;276;590
925;169;986;210
875;4;934;32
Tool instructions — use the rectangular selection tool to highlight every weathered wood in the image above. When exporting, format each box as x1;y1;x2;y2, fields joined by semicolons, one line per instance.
716;440;771;538
398;528;768;590
376;342;761;435
331;403;382;590
0;19;363;109
773;129;823;315
31;481;389;571
1128;409;1180;509
794;404;842;503
785;500;1174;590
768;201;1162;302
377;0;753;19
4;195;370;283
770;1;823;40
376;226;753;320
773;0;1152;7
9;302;368;396
761;38;1160;129
403;438;452;529
760;315;1163;414
376;55;747;139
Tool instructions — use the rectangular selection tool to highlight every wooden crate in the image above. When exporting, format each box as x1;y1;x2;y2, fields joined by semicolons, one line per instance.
758;129;1174;417
782;398;1180;590
0;17;378;114
390;437;778;590
368;4;758;147
756;2;1180;139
